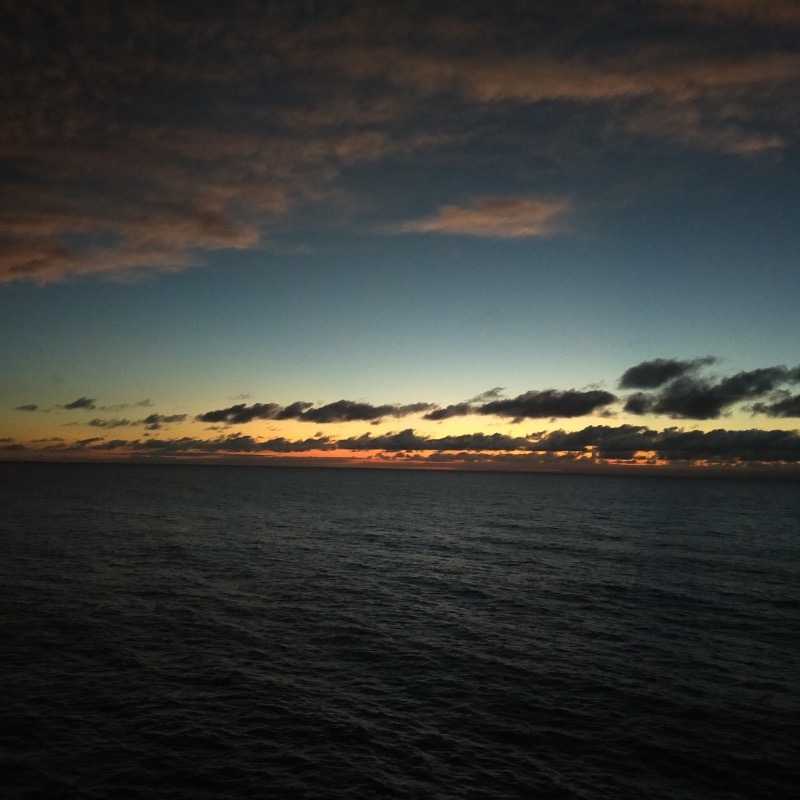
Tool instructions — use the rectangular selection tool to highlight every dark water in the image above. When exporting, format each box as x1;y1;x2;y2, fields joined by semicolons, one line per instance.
1;463;798;799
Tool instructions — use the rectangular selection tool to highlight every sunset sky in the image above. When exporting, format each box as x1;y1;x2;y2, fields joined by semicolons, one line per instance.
2;0;799;473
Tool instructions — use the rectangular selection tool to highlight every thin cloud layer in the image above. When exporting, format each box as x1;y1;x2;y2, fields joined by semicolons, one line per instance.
2;2;797;282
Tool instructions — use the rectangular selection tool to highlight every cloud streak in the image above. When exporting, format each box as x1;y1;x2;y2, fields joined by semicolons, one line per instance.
393;197;572;238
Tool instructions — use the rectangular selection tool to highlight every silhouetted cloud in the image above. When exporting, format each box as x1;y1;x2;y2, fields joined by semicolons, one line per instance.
99;399;153;412
88;418;132;429
92;433;334;455
750;393;800;418
619;357;716;389
197;400;434;425
337;430;532;452
479;389;617;420
627;365;800;419
63;397;96;410
393;196;572;238
469;387;505;403
623;393;653;415
530;425;800;462
196;403;282;424
297;400;434;423
21;424;800;465
15;404;39;411
423;403;474;421
142;413;188;430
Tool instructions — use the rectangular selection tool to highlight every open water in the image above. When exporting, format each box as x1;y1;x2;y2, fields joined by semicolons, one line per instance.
1;462;798;799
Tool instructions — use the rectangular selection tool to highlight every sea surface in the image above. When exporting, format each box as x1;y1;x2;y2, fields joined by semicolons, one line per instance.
1;462;798;799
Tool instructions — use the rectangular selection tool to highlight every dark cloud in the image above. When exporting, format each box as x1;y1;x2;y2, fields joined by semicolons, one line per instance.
750;393;800;418
0;437;14;442
526;424;800;462
99;399;152;412
14;404;39;411
423;403;474;421
469;387;505;403
296;400;436;423
196;400;434;425
196;403;282;424
479;389;616;420
88;418;132;429
619;357;716;389
199;389;614;426
337;430;532;452
142;413;188;430
631;366;800;419
63;397;96;410
20;423;800;465
92;433;333;455
623;392;653;415
274;401;315;420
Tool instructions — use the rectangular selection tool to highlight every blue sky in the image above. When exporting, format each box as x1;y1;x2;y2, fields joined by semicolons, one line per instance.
2;0;799;471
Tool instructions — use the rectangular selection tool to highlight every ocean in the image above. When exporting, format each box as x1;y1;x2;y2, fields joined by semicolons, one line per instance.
1;462;798;799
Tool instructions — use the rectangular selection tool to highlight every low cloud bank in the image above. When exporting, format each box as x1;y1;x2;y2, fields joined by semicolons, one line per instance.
19;425;800;465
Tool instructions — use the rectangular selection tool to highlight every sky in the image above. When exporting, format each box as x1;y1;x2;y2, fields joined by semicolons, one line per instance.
2;0;799;474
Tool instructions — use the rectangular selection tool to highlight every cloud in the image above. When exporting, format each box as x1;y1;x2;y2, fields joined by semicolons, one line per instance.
527;424;800;462
750;393;800;418
99;399;153;412
469;387;505;403
92;433;334;455
196;399;435;425
87;418;132;429
423;403;475;421
337;429;533;452
478;389;617;421
62;397;96;410
196;403;283;424
2;3;798;283
626;365;800;419
619;356;716;389
393;196;572;238
21;424;800;465
14;404;39;411
141;413;188;430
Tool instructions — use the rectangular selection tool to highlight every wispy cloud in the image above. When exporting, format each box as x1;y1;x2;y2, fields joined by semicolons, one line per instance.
62;397;96;411
393;197;572;238
2;3;796;283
